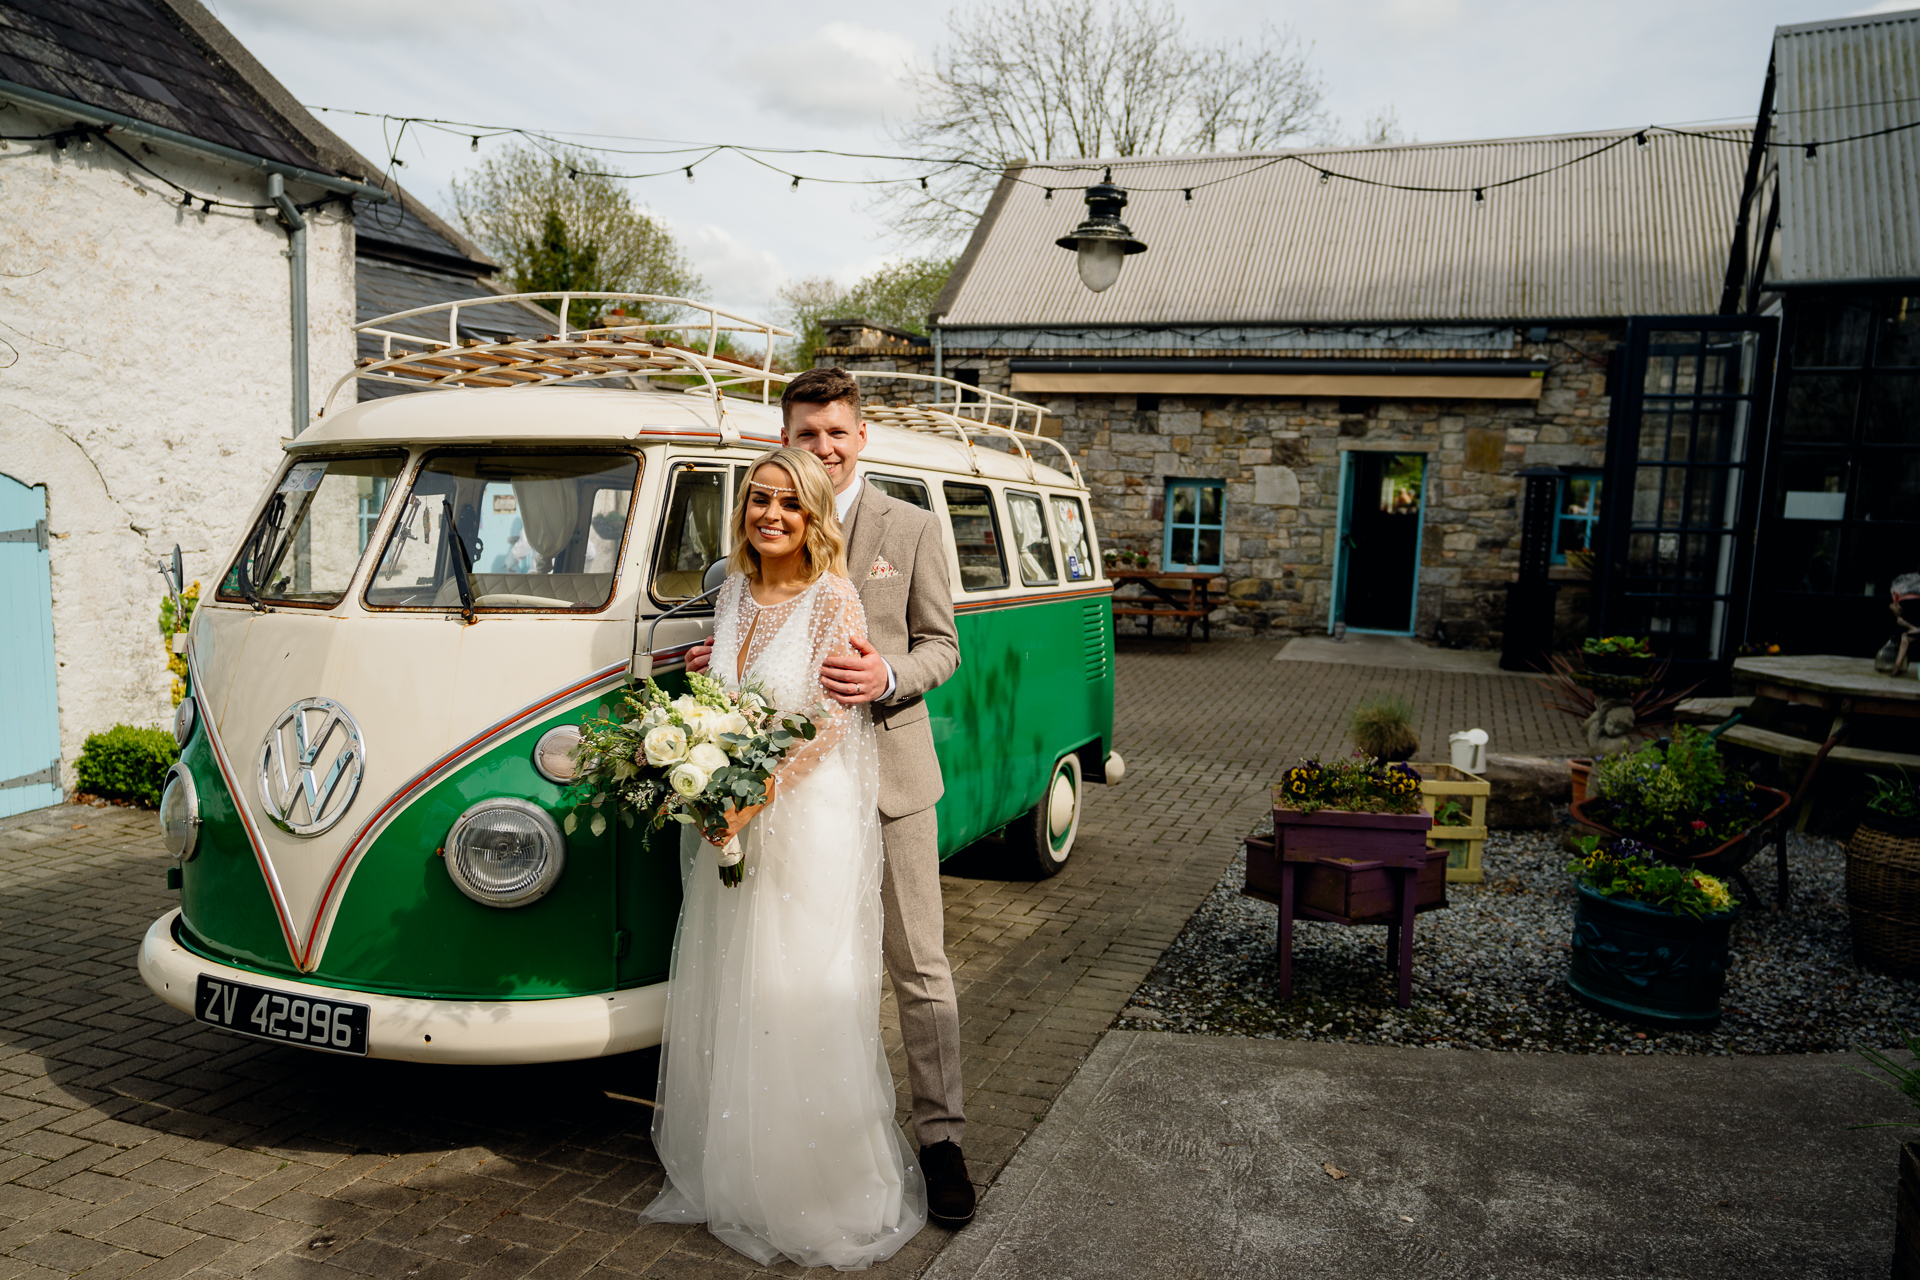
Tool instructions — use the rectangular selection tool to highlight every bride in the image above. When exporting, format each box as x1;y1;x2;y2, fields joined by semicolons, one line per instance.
640;446;928;1269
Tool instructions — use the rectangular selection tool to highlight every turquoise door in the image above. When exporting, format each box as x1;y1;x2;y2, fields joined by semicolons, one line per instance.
0;473;61;817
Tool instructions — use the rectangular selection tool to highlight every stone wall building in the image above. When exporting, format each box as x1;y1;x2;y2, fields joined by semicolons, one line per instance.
820;129;1749;649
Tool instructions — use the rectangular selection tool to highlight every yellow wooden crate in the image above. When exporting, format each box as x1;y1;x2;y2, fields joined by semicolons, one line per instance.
1412;762;1491;884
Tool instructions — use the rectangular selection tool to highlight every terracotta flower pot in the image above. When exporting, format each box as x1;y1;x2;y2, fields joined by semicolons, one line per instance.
1568;757;1594;807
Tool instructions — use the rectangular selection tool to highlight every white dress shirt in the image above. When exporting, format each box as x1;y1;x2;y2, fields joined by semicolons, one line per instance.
836;474;898;701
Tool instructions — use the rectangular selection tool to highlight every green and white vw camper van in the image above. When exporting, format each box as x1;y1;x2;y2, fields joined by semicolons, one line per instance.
139;295;1120;1065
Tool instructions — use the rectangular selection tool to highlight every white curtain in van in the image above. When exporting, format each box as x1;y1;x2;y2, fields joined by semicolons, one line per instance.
513;477;580;563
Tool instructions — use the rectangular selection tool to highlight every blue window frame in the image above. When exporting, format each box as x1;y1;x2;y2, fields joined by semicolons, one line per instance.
1553;471;1602;563
1163;479;1224;570
357;476;391;553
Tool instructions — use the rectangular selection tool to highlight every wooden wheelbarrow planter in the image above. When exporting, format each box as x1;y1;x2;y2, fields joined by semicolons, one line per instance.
1242;806;1446;1008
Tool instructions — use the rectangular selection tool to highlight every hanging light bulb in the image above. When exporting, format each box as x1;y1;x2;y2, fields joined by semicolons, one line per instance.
790;174;800;192
1805;142;1819;160
1635;131;1648;149
471;135;480;152
1044;187;1054;200
685;166;695;184
1473;187;1485;204
1318;169;1329;187
1053;167;1147;293
1182;188;1192;202
920;175;928;190
179;189;191;206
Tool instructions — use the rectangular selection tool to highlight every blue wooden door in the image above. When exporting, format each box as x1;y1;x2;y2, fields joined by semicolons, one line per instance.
0;473;61;817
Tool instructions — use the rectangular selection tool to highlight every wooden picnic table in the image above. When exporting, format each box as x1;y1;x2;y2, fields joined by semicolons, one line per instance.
1108;569;1224;642
1715;655;1920;905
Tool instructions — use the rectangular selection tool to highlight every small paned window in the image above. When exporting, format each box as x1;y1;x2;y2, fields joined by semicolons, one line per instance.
867;474;932;510
1162;479;1224;570
1553;471;1602;563
1005;490;1058;586
654;466;726;601
222;454;406;607
1051;496;1096;581
944;482;1007;591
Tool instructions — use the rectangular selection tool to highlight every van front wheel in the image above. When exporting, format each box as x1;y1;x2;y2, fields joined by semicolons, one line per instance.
1013;754;1083;878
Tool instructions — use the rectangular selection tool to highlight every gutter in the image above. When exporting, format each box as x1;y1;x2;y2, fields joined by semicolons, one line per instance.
0;76;391;204
268;175;308;435
1006;357;1550;377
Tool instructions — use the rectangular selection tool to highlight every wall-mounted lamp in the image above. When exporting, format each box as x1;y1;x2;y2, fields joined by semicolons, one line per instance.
1054;168;1147;293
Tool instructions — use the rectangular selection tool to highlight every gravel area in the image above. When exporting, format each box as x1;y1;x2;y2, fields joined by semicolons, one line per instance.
1115;825;1920;1055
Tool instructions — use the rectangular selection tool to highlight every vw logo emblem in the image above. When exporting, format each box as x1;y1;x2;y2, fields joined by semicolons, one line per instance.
257;698;365;836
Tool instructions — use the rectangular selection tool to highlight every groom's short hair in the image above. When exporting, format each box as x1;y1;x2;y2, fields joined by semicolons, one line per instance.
781;366;862;428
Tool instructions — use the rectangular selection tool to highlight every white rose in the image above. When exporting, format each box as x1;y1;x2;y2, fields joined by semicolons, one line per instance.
638;705;670;731
643;724;689;767
688;742;729;774
668;762;709;797
709;711;750;741
671;695;702;719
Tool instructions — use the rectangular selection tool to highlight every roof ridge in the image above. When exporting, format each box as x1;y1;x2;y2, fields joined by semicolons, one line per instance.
1018;126;1753;170
1776;7;1920;39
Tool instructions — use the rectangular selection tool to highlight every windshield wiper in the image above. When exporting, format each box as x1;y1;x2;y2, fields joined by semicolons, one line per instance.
441;498;478;625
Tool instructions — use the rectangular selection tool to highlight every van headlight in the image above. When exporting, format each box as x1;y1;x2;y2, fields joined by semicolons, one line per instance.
445;799;566;908
158;764;201;861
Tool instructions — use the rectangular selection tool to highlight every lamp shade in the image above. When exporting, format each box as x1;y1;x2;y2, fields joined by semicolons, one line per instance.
1055;174;1147;293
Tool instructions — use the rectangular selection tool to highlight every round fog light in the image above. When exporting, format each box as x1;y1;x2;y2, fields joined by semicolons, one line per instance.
445;799;566;908
158;764;200;861
173;697;197;748
532;725;583;784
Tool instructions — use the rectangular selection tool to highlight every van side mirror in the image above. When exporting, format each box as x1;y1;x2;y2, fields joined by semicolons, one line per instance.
631;561;728;681
702;558;727;594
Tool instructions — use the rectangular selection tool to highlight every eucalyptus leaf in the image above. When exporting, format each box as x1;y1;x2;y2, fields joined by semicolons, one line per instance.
590;812;607;837
563;812;578;835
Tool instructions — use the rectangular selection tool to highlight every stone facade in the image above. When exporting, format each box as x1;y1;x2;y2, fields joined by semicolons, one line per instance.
821;326;1619;646
0;100;356;777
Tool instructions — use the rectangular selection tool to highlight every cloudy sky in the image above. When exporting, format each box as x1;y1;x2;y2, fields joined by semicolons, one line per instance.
205;0;1905;321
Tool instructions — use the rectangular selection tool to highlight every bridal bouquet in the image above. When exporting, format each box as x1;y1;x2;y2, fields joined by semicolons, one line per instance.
566;673;817;885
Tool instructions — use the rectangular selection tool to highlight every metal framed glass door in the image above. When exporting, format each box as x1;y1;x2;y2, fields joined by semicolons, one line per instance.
1597;317;1777;678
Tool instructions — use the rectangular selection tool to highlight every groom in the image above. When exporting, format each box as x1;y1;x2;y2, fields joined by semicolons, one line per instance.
685;366;974;1227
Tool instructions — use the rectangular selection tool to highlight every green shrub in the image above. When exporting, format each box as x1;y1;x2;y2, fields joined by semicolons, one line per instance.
74;724;178;807
1348;693;1418;762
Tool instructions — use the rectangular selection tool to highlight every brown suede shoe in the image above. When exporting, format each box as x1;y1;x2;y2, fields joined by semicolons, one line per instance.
919;1140;975;1227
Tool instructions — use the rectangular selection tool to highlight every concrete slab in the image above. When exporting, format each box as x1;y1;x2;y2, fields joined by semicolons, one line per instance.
927;1031;1906;1280
1277;634;1524;676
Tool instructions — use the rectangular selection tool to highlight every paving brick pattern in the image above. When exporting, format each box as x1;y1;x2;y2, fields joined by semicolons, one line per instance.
0;642;1585;1278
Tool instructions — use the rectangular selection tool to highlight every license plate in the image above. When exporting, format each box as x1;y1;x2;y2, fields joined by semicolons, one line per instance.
194;974;369;1056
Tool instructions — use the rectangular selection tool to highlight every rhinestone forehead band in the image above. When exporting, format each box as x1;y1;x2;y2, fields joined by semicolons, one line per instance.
749;482;799;494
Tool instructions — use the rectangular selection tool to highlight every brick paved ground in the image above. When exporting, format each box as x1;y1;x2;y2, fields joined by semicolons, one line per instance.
0;641;1586;1279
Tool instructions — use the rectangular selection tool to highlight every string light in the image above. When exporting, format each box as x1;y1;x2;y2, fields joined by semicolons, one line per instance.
1318;170;1329;186
685;166;695;183
1044;188;1053;200
1805;142;1819;159
1635;131;1649;148
790;174;800;192
470;135;480;151
179;189;191;206
1182;188;1192;201
920;175;928;189
1473;187;1485;203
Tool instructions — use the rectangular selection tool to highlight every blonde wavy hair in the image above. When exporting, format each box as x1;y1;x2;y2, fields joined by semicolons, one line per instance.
726;447;849;583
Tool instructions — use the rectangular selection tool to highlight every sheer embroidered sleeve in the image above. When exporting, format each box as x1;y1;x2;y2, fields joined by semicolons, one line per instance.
768;574;867;791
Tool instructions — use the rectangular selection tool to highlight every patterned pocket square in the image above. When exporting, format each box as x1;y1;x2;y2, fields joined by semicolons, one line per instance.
867;557;900;580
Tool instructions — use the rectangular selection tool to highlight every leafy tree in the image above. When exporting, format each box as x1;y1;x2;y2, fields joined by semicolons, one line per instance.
879;0;1332;243
774;256;956;368
450;144;703;322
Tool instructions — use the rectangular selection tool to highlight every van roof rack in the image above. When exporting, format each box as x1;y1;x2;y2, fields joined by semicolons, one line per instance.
325;294;1083;487
321;293;790;428
849;371;1082;488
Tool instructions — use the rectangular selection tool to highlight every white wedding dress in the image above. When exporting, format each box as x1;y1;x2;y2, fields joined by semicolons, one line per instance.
640;571;927;1270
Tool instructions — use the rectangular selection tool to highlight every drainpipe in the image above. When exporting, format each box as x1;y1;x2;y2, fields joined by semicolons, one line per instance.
267;175;308;436
932;322;944;380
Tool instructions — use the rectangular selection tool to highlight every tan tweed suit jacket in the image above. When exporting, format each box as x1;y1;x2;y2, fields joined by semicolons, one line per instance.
842;483;960;818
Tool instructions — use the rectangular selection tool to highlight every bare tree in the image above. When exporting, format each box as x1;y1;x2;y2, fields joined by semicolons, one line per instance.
879;0;1330;243
449;144;703;320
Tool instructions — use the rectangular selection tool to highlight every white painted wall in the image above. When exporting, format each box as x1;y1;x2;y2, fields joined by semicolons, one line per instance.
0;101;356;785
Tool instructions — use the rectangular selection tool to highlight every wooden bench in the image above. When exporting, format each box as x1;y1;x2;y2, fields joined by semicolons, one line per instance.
1109;570;1226;642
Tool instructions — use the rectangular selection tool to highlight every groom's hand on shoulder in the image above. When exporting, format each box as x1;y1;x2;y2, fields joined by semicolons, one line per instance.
821;635;887;705
685;641;713;674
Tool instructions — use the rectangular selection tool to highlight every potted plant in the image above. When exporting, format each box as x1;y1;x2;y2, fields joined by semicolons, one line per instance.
1566;836;1740;1026
1248;756;1442;907
1570;725;1791;877
1349;693;1419;763
1851;1030;1920;1278
1531;650;1695;804
1846;773;1920;978
1582;634;1655;679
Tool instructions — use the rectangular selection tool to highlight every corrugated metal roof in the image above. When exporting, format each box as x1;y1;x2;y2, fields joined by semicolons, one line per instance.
939;128;1748;327
1769;8;1920;285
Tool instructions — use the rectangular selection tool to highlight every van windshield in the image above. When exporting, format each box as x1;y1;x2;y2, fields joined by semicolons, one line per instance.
365;452;638;611
220;455;406;607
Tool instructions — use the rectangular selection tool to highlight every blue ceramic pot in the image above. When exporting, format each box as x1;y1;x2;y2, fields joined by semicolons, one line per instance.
1566;883;1739;1027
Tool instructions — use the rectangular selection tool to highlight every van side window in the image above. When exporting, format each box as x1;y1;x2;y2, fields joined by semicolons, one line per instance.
1050;496;1097;581
943;482;1008;592
867;474;932;510
655;466;726;601
1005;491;1058;586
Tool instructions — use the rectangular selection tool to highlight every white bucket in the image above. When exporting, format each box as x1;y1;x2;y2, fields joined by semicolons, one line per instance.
1448;728;1489;774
